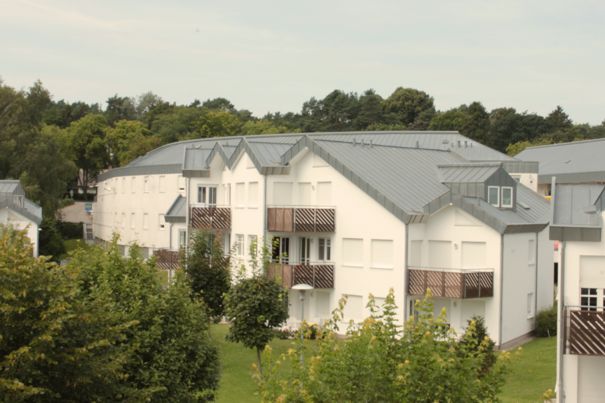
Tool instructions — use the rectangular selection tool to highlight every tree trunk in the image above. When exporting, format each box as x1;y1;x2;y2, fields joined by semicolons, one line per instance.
256;347;263;377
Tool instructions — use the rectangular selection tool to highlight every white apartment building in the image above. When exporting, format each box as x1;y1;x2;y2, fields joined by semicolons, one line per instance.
550;182;605;403
0;179;42;256
94;131;552;347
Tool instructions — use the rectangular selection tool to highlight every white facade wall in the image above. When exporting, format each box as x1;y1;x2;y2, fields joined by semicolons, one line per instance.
559;215;605;403
0;208;39;256
93;173;183;253
267;150;407;326
409;207;502;341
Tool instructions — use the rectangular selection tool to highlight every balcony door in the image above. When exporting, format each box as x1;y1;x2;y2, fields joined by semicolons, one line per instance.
272;236;290;264
300;237;311;265
197;185;217;206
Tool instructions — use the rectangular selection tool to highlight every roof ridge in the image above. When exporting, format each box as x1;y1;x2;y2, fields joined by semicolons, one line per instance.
314;137;452;152
524;137;605;151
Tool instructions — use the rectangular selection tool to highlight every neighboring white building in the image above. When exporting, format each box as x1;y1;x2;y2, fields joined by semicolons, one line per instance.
550;182;605;403
0;180;42;256
94;131;552;347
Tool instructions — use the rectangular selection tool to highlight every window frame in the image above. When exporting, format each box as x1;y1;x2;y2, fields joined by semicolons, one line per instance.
318;238;332;262
487;186;500;207
501;186;513;208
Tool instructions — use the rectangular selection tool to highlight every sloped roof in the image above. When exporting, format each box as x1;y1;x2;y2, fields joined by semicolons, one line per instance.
516;138;605;184
437;163;501;183
0;180;42;224
164;195;186;223
97;131;547;233
550;182;605;242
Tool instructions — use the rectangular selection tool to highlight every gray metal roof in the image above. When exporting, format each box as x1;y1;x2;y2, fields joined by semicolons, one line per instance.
97;131;547;233
0;180;42;224
438;163;501;183
516;138;605;184
164;195;186;223
549;182;605;242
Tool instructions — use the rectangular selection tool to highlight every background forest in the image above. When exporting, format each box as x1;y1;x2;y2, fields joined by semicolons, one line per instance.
2;79;604;254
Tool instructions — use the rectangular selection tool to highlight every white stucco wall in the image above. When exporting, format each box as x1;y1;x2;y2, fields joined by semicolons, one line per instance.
0;207;39;256
559;213;605;403
409;206;502;341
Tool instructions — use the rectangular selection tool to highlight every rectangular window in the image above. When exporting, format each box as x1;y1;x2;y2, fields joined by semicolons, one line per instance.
158;214;165;229
179;230;187;248
487;186;500;207
143;176;150;193
300;237;311;264
143;213;149;230
370;239;394;269
581;288;598;311
234;234;244;257
130;212;136;229
342;238;363;267
197;186;206;204
527;293;535;318
501;186;513;208
248;235;258;256
121;213;126;228
318;238;331;261
131;177;136;193
271;236;290;264
208;187;217;206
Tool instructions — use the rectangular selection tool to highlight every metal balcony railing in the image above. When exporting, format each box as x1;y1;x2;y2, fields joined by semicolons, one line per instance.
408;267;494;299
564;307;605;356
267;261;335;289
267;206;335;233
190;205;231;231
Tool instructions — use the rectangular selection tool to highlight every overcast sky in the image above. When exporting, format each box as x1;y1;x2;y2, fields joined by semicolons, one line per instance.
1;0;603;124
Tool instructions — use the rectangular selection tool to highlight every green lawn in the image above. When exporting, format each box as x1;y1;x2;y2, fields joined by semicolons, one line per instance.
211;324;556;403
500;337;556;403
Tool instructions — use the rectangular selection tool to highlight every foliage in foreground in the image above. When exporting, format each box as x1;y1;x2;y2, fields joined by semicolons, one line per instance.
257;290;509;403
186;230;231;321
0;228;219;402
224;239;289;374
535;304;557;337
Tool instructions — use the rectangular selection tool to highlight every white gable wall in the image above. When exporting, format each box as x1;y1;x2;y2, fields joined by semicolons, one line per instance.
0;207;39;256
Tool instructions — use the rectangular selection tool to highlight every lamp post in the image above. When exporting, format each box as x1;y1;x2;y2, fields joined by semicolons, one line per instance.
292;283;314;364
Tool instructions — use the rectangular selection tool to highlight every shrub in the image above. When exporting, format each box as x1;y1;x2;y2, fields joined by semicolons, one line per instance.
57;220;84;239
535;305;557;337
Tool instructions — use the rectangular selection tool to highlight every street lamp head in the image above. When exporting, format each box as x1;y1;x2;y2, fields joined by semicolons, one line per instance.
292;283;314;291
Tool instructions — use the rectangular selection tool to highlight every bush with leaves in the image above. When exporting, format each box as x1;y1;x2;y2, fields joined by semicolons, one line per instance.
0;227;133;401
186;230;231;321
257;290;509;402
67;241;220;401
535;304;557;337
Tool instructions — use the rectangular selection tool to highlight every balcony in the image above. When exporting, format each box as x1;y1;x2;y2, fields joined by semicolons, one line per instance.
153;249;181;271
565;308;605;356
408;267;494;299
190;205;231;231
267;262;335;289
267;207;335;233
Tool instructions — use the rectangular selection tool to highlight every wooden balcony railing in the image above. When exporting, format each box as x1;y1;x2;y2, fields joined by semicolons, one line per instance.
565;308;605;356
153;249;181;271
267;262;334;289
408;267;494;299
190;206;231;231
267;207;335;233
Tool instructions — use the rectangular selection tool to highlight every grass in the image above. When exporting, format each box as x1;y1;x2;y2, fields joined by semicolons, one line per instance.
500;337;556;403
211;324;556;403
211;324;297;403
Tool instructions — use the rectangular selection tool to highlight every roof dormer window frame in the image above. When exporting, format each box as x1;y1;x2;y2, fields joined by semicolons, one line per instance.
487;186;500;207
501;186;514;208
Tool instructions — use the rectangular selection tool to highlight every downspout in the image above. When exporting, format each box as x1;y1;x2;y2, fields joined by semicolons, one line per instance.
499;233;504;347
534;231;539;325
556;241;565;403
184;176;190;268
169;222;173;250
403;223;409;323
262;173;268;254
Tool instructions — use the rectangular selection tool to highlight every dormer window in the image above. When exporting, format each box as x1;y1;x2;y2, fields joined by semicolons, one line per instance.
501;187;513;208
488;186;500;207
